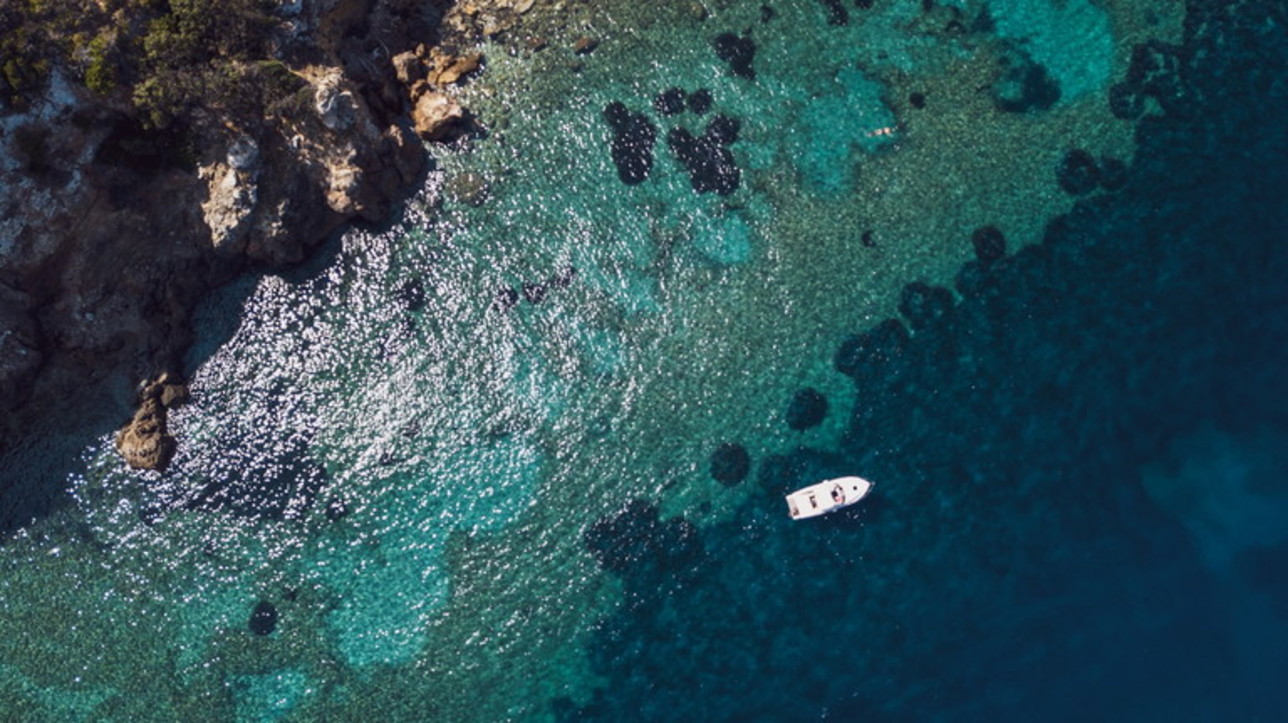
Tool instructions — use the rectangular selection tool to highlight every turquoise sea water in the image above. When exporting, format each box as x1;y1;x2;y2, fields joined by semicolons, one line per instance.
3;0;1288;720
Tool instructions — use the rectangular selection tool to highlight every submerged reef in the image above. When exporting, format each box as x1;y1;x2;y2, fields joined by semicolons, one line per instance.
571;2;1288;717
710;442;752;486
712;33;757;80
667;115;742;195
603;101;658;185
583;499;702;576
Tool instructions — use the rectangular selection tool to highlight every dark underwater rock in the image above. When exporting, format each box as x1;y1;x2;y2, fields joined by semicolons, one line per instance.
713;33;756;80
667;114;742;196
1056;149;1100;195
687;88;713;114
249;600;278;636
398;278;426;311
819;0;849;25
954;259;988;297
603;101;657;185
493;285;520;312
705;114;741;145
550;265;577;288
325;496;349;521
898;281;955;330
653;88;687;116
756;446;846;496
159;429;328;523
909;91;927;109
523;282;547;304
667;127;741;195
1098;156;1128;191
992;48;1061;113
971;225;1007;263
583;499;701;575
710;442;751;486
1108;82;1144;120
834;318;910;378
786;388;829;430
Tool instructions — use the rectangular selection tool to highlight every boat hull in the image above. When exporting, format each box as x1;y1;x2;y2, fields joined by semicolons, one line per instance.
785;476;872;520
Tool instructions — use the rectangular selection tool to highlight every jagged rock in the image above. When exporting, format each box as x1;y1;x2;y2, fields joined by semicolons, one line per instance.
383;123;426;186
200;162;260;255
391;50;424;85
429;52;482;86
412;91;467;140
0;0;447;451
227;136;259;170
159;382;190;409
315;72;360;132
116;373;187;471
324;163;365;216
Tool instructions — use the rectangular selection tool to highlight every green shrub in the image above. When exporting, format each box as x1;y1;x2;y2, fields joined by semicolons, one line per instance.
83;32;118;94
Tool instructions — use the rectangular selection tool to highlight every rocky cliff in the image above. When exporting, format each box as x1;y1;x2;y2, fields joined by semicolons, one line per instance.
0;0;500;462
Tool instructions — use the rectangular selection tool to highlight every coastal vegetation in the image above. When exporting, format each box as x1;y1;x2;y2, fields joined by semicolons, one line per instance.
0;0;296;128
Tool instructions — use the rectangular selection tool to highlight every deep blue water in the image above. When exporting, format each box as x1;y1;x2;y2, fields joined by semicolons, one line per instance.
570;1;1288;719
1;0;1287;720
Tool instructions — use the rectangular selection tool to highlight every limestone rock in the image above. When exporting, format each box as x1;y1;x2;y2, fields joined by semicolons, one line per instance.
412;92;466;140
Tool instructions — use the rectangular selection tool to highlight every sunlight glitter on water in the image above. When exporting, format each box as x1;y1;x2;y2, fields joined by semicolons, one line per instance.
0;0;1185;718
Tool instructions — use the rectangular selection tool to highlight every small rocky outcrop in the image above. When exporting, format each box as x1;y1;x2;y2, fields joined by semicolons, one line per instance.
115;373;189;471
412;91;468;140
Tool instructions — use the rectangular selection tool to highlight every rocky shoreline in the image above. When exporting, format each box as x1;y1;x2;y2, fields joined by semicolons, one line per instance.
0;0;564;467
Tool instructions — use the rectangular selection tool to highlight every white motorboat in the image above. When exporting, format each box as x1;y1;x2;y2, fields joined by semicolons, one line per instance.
785;476;872;520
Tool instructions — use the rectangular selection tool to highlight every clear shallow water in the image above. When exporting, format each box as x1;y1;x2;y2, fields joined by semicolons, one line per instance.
3;0;1288;720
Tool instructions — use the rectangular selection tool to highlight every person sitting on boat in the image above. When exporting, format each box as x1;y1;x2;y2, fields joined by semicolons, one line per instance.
831;485;844;504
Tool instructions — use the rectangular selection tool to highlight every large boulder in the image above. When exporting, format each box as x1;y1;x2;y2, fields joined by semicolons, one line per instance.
412;91;466;140
115;373;189;471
